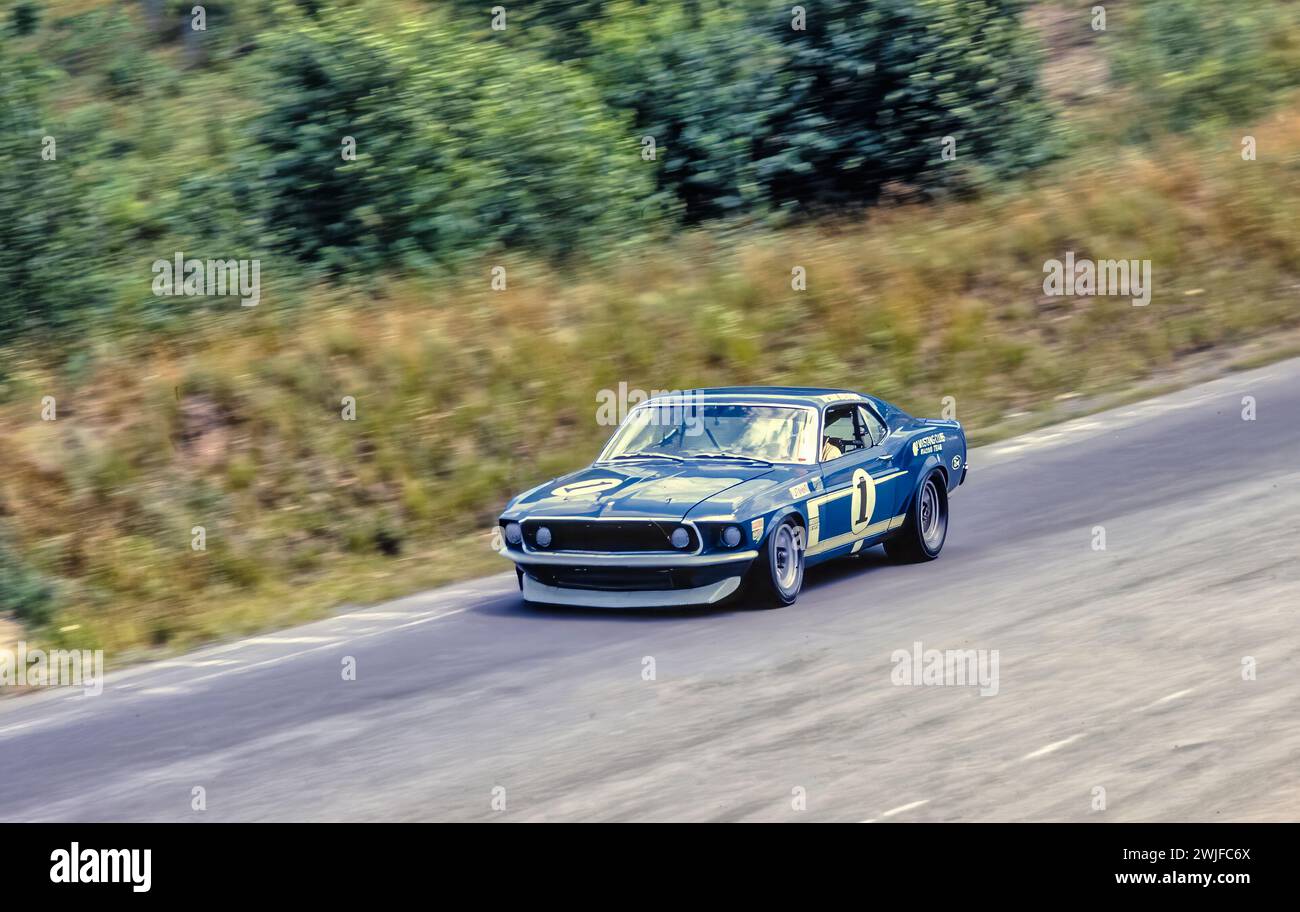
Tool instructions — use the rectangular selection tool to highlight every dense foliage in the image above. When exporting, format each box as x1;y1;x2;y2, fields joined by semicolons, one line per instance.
4;0;1297;338
0;0;1069;332
1112;0;1300;135
245;11;653;272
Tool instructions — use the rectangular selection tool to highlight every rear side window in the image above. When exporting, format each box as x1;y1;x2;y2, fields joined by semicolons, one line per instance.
858;405;886;446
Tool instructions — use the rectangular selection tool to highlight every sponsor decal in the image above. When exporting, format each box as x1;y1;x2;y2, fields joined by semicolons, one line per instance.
551;478;620;497
912;432;946;456
952;454;962;470
789;481;811;499
751;517;764;542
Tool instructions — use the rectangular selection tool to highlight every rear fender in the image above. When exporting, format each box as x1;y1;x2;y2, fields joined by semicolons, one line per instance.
903;420;965;494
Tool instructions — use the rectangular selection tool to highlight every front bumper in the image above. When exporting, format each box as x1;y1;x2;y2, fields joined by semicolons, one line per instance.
500;546;756;607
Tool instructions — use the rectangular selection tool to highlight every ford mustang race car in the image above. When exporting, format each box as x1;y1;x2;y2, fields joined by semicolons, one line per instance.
498;388;967;608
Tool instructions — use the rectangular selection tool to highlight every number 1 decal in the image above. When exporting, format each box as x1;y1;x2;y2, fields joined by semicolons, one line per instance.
850;467;876;534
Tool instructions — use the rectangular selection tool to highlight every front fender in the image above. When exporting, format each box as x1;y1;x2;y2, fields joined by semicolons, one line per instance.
760;504;809;552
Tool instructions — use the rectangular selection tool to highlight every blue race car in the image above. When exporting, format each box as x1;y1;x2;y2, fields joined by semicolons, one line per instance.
498;387;967;609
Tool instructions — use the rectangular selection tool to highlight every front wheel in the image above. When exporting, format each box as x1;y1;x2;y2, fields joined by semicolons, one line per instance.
749;517;805;608
884;471;948;563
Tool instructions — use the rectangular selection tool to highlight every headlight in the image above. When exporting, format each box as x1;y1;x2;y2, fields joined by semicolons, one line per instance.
670;527;691;549
504;522;522;545
535;525;552;548
721;525;743;548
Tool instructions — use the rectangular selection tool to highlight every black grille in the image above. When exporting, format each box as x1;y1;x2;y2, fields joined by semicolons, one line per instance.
521;519;696;553
539;567;676;591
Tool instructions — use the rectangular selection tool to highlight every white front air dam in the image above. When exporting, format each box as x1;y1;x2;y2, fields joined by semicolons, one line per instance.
521;574;743;608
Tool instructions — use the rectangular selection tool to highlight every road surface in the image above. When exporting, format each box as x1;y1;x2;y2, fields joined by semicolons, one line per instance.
2;359;1297;821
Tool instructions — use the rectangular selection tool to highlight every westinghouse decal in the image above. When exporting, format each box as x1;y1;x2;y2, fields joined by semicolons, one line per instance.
912;433;946;456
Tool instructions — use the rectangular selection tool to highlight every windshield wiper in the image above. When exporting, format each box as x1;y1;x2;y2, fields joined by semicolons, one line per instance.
687;452;774;466
608;451;685;462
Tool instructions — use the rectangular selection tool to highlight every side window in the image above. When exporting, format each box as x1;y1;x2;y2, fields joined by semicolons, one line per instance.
821;405;864;461
858;405;886;446
823;407;855;440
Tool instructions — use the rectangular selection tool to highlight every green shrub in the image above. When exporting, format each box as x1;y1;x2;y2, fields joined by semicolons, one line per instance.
1111;0;1300;134
756;0;1057;209
586;0;1056;220
586;1;782;223
8;1;41;37
243;9;653;272
0;42;100;335
0;528;53;626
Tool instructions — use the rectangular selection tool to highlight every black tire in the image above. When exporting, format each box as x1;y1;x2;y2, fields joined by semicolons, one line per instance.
884;470;948;563
748;516;805;608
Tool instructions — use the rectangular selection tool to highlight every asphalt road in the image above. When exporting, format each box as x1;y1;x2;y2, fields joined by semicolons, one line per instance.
2;359;1297;822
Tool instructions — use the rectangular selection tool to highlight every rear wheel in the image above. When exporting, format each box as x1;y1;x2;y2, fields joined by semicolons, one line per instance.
884;471;948;563
749;517;805;608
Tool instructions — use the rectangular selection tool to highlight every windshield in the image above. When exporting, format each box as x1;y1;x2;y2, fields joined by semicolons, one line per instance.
599;403;816;464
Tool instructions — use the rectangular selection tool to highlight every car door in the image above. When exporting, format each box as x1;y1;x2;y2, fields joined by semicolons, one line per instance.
856;402;905;525
806;403;897;556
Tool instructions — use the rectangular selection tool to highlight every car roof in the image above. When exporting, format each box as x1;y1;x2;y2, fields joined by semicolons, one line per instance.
647;386;866;408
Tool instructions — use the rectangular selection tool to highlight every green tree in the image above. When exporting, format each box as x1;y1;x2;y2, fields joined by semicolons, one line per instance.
586;1;782;223
756;0;1056;209
0;41;100;334
448;0;618;62
0;525;53;626
8;1;41;37
245;9;653;272
586;0;1054;221
1112;0;1300;134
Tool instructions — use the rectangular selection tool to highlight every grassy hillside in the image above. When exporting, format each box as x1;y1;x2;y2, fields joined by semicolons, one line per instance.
4;101;1299;658
2;0;1299;661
